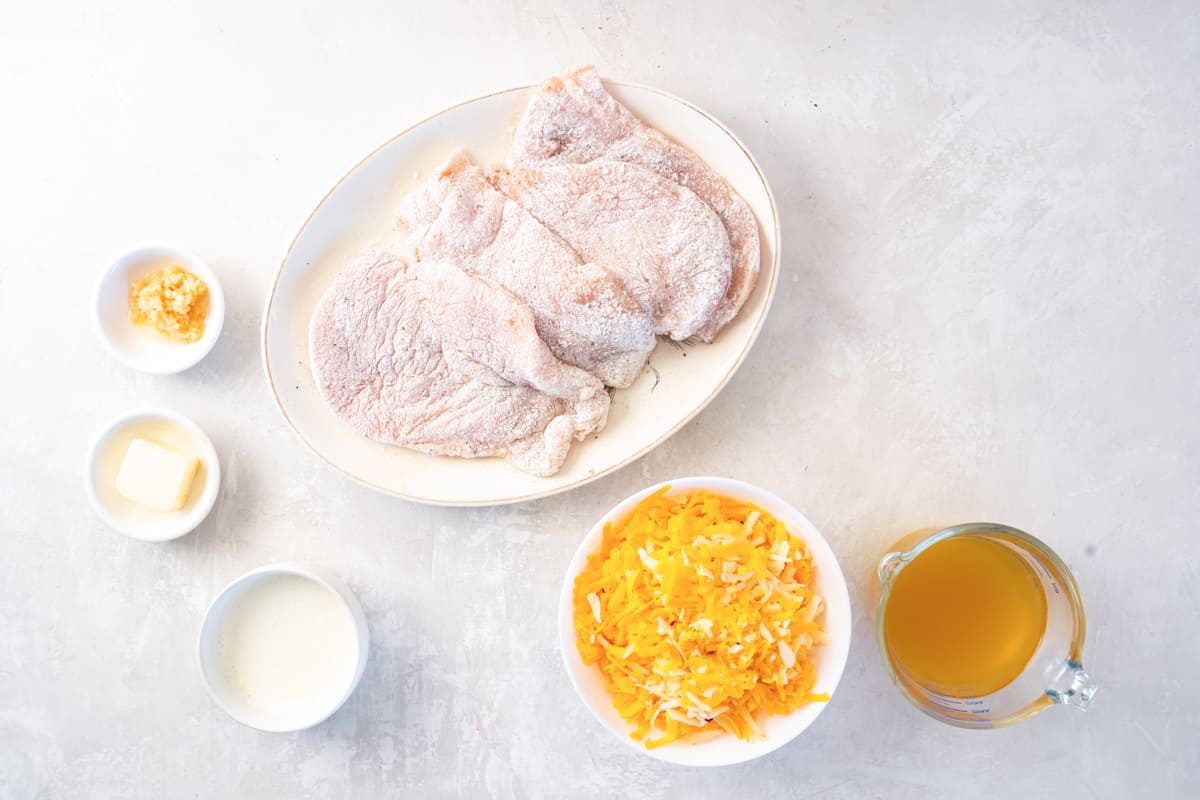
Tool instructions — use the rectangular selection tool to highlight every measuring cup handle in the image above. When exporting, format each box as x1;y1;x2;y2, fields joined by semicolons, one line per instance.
877;552;904;582
1046;659;1099;709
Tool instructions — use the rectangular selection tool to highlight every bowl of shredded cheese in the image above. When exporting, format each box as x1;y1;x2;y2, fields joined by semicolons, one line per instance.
559;477;851;766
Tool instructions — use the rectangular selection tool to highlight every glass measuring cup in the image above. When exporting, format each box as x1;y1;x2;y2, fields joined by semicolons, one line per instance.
875;523;1098;728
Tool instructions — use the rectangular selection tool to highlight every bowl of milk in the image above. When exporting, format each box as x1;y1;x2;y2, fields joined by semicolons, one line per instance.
198;564;369;732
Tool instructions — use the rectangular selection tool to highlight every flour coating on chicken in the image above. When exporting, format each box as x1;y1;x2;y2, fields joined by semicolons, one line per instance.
309;251;608;476
510;66;760;342
398;151;655;388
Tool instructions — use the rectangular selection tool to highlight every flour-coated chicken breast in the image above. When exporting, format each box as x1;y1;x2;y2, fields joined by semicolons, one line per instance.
398;151;655;388
309;250;608;477
510;66;760;342
485;160;732;342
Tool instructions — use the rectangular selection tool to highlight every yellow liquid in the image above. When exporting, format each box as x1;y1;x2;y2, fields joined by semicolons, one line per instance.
883;536;1047;697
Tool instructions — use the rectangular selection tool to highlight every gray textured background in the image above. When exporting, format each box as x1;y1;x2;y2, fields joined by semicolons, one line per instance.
2;0;1197;797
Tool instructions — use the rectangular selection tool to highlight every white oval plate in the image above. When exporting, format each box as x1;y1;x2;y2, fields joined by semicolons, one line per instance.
262;79;779;505
558;477;851;766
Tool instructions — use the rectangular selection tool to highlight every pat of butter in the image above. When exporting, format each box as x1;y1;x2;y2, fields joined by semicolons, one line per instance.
115;438;199;512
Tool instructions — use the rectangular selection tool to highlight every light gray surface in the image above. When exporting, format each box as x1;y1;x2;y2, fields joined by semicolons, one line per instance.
2;0;1197;797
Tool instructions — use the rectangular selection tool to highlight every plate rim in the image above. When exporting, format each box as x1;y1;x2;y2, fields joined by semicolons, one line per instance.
260;77;782;506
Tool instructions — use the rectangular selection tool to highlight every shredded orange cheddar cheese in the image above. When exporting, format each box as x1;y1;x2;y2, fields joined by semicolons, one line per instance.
573;487;829;749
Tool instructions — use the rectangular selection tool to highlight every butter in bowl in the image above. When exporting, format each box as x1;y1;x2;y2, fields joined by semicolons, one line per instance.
85;407;220;541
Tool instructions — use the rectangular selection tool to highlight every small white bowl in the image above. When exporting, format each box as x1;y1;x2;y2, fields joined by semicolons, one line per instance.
93;241;225;374
85;407;220;541
198;563;370;733
559;477;852;767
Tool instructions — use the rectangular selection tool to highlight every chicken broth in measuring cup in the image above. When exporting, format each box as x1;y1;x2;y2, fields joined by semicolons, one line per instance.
875;523;1097;728
882;536;1047;697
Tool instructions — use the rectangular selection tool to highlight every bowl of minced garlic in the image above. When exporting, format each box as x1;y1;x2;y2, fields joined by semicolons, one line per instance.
129;265;209;343
559;478;852;767
93;242;225;374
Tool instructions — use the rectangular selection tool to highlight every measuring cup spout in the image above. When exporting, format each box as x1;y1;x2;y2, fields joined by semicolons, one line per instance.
1046;660;1099;710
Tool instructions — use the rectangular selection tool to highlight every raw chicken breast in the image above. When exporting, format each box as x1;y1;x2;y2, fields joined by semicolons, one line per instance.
309;250;609;477
398;151;655;388
484;161;732;342
510;65;760;342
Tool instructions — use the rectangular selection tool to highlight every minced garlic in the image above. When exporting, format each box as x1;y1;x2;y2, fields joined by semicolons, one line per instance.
129;266;208;343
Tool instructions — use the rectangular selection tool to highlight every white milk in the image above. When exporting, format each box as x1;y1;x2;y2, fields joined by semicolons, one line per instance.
215;573;358;721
